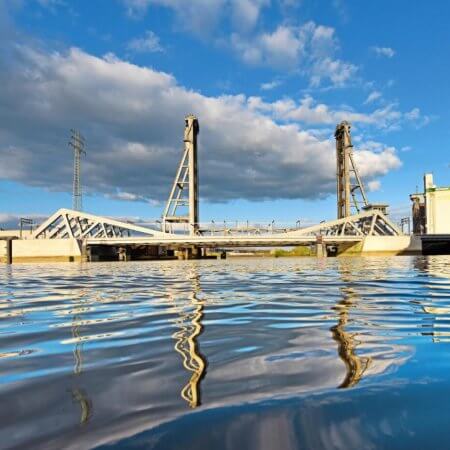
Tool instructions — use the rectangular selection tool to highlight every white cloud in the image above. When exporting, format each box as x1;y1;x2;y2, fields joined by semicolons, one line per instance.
122;0;227;35
248;95;429;131
231;25;304;67
364;91;382;104
404;107;433;128
371;46;395;58
353;147;401;178
0;45;402;204
121;3;356;87
230;0;269;31
309;57;357;87
122;0;269;33
405;107;420;121
231;22;357;86
260;80;282;91
127;30;164;53
367;180;381;192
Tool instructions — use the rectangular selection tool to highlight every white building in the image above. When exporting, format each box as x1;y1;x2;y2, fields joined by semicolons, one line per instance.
411;174;450;234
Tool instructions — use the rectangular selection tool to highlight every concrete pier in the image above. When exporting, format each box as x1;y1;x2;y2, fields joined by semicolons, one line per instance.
1;237;17;264
6;239;13;264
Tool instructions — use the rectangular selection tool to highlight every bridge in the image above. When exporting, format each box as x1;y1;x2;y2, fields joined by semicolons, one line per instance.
5;118;407;262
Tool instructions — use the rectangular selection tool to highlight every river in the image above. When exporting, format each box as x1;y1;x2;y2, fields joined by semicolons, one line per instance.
1;256;450;449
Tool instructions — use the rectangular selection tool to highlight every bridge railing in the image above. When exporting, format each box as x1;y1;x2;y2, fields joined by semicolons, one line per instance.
158;220;315;236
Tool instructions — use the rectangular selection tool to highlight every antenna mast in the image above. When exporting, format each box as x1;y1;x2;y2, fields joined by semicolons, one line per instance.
69;129;86;211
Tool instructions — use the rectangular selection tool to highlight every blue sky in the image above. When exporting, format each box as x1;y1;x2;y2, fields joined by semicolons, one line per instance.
0;0;449;227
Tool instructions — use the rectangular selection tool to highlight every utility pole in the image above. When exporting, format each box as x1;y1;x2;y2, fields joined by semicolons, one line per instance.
335;121;368;219
69;129;86;211
162;115;200;235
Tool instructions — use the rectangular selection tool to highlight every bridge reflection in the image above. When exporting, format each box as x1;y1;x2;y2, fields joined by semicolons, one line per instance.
171;269;207;408
415;256;450;342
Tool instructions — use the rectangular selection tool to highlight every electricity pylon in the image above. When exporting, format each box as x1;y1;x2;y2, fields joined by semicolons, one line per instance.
69;129;86;211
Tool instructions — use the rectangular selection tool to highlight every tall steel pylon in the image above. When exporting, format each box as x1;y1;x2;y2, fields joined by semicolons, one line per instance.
162;115;200;235
335;121;368;219
69;129;86;212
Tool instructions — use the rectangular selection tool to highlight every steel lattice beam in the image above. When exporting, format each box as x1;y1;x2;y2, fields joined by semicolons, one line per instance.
32;209;173;240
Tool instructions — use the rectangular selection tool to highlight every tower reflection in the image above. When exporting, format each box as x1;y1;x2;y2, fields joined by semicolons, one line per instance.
171;266;207;408
69;289;93;424
332;265;371;388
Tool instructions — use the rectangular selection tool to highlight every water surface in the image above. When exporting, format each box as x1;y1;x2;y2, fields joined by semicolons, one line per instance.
1;256;450;449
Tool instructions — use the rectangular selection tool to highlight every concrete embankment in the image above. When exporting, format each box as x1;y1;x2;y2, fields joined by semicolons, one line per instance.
0;238;82;263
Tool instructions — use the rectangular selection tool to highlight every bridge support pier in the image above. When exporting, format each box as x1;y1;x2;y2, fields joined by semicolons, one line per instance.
81;240;90;262
118;247;130;262
315;237;328;258
6;239;13;264
175;246;204;260
1;237;16;264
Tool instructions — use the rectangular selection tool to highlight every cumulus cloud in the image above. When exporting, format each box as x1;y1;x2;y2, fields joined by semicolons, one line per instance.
371;46;395;58
0;44;402;205
121;2;356;87
230;22;357;86
229;0;270;31
248;95;429;130
127;30;163;53
231;25;303;67
309;56;357;87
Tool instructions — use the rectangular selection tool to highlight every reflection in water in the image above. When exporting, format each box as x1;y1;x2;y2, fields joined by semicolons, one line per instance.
416;256;450;343
331;263;372;388
72;306;84;375
172;269;207;408
71;388;93;424
69;288;93;424
331;289;371;388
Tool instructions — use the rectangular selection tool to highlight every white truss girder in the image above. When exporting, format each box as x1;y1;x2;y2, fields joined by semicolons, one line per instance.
32;209;173;240
286;210;402;237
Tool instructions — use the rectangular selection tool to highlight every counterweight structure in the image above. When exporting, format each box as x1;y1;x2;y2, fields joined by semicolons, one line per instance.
335;121;369;219
69;129;86;212
162;115;200;235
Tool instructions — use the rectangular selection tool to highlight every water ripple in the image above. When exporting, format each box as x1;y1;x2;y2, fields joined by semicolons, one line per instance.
0;256;450;449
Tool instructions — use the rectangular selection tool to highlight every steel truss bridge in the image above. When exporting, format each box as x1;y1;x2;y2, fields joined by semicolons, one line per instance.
31;207;402;249
30;118;403;254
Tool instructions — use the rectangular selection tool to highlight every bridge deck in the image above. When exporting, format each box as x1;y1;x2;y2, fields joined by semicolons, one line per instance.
86;235;363;248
